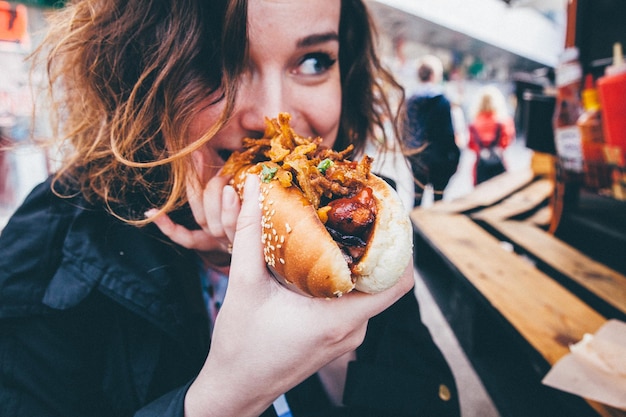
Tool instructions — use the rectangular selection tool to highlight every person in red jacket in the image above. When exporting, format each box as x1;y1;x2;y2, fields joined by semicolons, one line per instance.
468;85;516;185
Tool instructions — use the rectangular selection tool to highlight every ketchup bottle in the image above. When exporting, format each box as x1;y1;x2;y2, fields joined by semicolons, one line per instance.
553;47;584;175
597;42;626;199
598;42;626;167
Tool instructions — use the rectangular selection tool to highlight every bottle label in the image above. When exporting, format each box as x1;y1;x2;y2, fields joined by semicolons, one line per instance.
556;62;582;87
555;125;584;172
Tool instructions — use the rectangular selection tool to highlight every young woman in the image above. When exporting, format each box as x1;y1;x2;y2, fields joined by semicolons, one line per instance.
0;1;460;416
468;85;516;185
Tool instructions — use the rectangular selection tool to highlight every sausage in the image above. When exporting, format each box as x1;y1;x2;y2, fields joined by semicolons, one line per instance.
326;187;376;238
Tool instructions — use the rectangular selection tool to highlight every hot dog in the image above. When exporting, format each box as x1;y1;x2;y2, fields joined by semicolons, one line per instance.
223;113;413;298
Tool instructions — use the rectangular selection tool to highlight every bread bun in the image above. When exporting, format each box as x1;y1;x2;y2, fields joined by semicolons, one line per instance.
257;172;412;298
259;181;354;297
352;174;413;294
225;112;413;298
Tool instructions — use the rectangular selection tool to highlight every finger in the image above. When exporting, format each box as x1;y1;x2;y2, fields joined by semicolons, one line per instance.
221;184;240;244
187;148;222;231
229;174;265;285
318;260;414;326
204;174;232;240
147;209;220;252
354;260;414;316
186;173;208;230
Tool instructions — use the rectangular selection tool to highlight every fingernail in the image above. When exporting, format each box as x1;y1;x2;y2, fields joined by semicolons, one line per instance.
245;173;260;191
239;174;260;207
222;185;238;208
144;209;159;218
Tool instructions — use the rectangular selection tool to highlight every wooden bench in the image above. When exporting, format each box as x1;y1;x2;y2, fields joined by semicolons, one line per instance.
410;173;626;417
428;168;535;214
470;178;554;222
520;204;553;227
412;210;607;361
481;218;626;319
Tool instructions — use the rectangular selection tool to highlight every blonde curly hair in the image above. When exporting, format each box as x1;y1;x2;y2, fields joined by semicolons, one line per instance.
34;0;402;224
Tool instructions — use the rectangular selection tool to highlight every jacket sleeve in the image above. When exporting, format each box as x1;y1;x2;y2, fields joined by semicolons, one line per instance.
341;291;461;417
0;297;196;417
0;309;114;416
468;124;480;153
134;383;191;417
0;180;207;417
500;117;516;149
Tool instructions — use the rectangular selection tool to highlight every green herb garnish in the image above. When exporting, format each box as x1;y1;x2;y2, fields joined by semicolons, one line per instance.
317;158;333;175
261;164;278;183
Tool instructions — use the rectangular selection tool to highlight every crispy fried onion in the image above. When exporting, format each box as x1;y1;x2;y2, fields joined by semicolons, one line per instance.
222;113;372;210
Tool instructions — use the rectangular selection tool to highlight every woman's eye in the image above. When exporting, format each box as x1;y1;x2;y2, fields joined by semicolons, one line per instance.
296;53;336;76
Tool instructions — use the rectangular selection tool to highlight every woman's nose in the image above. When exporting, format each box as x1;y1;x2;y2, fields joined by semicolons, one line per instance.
238;73;290;135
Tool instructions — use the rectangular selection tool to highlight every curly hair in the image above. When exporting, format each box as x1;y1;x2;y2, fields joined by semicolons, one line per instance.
35;0;403;223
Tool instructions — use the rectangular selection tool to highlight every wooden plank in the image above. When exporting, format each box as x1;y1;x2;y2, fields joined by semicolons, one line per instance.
471;178;554;222
428;168;535;214
589;401;626;417
411;209;607;365
524;205;553;227
485;219;626;317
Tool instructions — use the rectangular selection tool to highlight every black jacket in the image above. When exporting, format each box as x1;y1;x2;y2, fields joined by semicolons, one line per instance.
0;178;460;417
404;94;460;180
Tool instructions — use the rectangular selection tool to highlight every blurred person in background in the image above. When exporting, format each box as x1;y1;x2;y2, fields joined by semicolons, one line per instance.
402;55;460;207
468;85;516;185
0;128;15;208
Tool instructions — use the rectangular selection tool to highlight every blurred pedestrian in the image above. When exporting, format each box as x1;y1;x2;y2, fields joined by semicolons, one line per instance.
468;85;516;185
402;55;460;207
0;131;14;207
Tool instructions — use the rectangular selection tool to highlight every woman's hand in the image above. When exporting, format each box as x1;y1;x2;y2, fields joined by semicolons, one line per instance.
184;174;415;417
147;149;237;268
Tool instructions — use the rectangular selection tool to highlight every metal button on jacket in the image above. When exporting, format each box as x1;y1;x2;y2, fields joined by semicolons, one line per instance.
439;384;452;401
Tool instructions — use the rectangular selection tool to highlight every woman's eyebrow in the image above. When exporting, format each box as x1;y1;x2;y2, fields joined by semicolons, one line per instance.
296;32;339;48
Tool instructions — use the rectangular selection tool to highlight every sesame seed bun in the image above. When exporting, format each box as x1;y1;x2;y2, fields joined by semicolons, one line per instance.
258;173;413;298
353;174;413;294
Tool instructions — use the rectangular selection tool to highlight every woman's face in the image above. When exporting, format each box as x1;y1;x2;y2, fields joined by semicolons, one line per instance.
190;0;342;175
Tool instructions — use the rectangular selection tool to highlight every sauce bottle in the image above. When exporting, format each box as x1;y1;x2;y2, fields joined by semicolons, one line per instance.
598;43;626;164
598;42;626;199
553;47;584;175
577;74;610;189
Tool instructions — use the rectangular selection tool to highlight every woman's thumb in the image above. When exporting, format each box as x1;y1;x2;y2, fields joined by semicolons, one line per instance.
229;174;266;278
